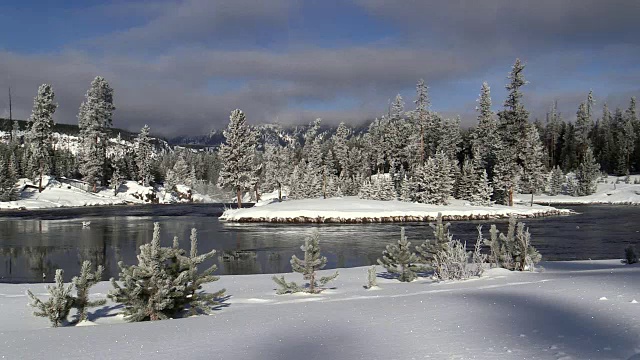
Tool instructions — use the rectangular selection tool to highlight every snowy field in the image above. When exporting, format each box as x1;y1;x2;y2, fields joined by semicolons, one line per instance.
0;260;638;359
516;176;640;205
220;197;571;223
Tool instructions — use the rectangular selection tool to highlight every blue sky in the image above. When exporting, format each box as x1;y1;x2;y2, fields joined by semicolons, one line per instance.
0;0;639;135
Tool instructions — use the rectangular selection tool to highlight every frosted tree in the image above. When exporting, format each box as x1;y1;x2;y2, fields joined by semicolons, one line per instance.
109;223;224;321
416;213;452;264
575;100;592;159
358;178;374;200
519;125;546;195
332;122;350;176
472;82;498;167
0;157;19;201
457;157;476;202
27;269;74;327
363;265;378;289
471;168;493;206
437;117;462;161
263;144;292;201
273;231;339;294
378;227;421;282
575;146;600;196
412;79;430;164
484;216;541;271
390;94;405;121
173;156;190;185
493;143;520;205
78;76;115;192
135;125;153;186
72;261;106;322
548;166;564;196
217;109;257;208
27;84;57;192
414;152;454;205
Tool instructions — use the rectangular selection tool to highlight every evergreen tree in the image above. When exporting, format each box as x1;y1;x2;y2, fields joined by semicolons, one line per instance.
519;125;546;195
548;166;564;196
377;227;421;282
415;213;452;265
575;146;600;196
471;82;498;168
263;144;292;201
457;157;476;202
135;125;153;186
27;84;57;192
272;231;338;294
575;100;592;160
614;107;635;175
470;168;493;206
493;142;520;205
72;261;106;322
78;76;115;192
544;101;562;168
109;223;224;321
412;79;431;164
332;122;350;176
217;109;257;208
27;269;74;327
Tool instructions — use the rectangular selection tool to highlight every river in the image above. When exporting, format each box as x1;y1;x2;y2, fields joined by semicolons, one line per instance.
0;204;638;283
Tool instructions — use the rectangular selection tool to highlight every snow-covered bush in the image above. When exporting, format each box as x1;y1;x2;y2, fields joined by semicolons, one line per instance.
273;231;338;294
72;261;106;322
426;225;486;281
378;227;422;282
109;223;225;321
483;216;541;271
363;265;378;289
27;269;74;327
625;245;638;264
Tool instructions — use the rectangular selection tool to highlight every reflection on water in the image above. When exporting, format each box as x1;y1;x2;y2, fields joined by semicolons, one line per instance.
1;204;640;283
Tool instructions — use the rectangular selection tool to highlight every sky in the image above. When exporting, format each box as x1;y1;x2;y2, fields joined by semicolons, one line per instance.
0;0;639;136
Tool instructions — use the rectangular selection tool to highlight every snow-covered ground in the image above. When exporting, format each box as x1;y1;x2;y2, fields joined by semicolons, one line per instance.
1;260;639;359
220;197;571;223
0;178;219;210
516;175;640;205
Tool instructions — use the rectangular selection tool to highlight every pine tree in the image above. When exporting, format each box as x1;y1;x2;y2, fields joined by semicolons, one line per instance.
457;157;476;202
545;101;562;168
412;79;431;164
332;122;350;176
414;152;454;205
519;125;546;195
364;265;378;289
27;269;74;327
72;261;106;322
272;231;338;294
263;144;292;201
416;213;452;264
377;227;421;282
484;216;541;271
492;142;520;205
575;146;600;196
548;166;564;196
109;223;224;321
471;168;493;206
78;76;115;192
472;82;498;168
217;109;257;208
135;125;153;186
27;84;57;192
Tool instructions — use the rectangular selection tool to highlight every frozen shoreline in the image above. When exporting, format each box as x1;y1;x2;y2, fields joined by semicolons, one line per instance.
220;197;573;223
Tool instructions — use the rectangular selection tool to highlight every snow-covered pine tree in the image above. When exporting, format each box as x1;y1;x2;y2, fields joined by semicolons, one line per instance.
375;174;396;201
415;152;454;205
437;117;462;162
548;166;564;196
332;122;350;177
493;142;520;205
217;109;257;208
358;178;373;200
484;216;541;271
457;157;476;202
364;265;378;289
416;213;452;265
377;227;421;282
27;269;74;327
471;168;493;206
412;79;430;165
263;144;292;201
472;82;498;168
109;223;224;321
272;231;338;294
575;146;600;196
519;124;546;195
135;125;153;186
72;261;106;322
78;76;115;192
27;84;57;192
0;156;19;201
173;156;190;185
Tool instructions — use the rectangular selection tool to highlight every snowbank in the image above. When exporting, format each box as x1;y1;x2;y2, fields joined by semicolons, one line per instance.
1;260;639;359
219;197;571;223
516;176;640;205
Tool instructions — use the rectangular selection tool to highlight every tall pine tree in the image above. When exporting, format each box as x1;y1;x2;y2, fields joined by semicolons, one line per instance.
27;84;57;192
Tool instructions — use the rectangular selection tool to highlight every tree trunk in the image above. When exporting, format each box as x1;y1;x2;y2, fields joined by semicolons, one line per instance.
254;183;260;202
93;182;97;193
420;123;425;165
530;193;534;207
38;160;44;193
509;187;514;207
236;187;242;208
278;183;282;202
309;272;315;294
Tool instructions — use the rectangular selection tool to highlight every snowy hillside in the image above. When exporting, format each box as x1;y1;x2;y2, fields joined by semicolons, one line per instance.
220;197;571;223
1;261;638;359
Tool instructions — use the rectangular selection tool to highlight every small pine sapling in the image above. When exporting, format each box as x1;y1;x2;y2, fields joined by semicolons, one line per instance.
364;265;378;289
416;213;451;264
513;222;541;271
483;224;501;268
485;215;541;271
378;227;421;282
273;231;338;294
432;239;469;281
72;261;106;322
625;245;638;264
471;226;487;277
27;269;74;327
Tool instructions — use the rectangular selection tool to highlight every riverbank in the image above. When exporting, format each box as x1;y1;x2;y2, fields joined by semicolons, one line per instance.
1;260;638;359
219;197;572;223
0;178;220;210
516;176;640;205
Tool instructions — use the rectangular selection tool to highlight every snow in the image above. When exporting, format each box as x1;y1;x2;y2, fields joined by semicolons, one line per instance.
1;260;639;359
516;175;640;205
220;196;571;222
0;179;219;210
